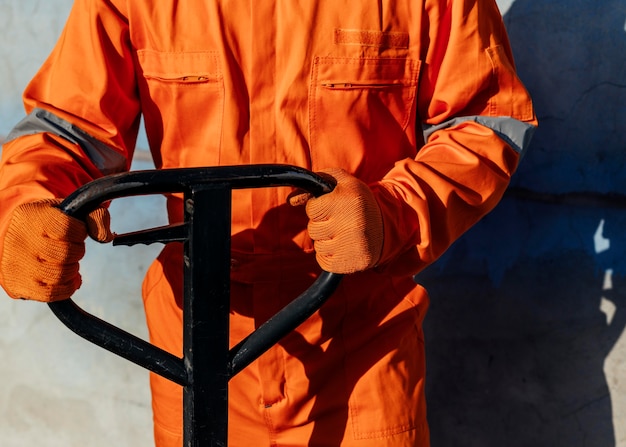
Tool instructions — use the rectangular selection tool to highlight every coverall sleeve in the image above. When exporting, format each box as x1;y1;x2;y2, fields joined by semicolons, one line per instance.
372;0;537;275
0;0;138;257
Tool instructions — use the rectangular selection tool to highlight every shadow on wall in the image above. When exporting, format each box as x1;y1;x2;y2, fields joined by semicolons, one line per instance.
420;1;626;446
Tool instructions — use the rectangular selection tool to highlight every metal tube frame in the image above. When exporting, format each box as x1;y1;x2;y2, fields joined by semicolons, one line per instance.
48;164;342;447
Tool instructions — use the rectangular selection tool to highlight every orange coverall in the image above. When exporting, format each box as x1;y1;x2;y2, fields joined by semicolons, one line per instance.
0;0;536;445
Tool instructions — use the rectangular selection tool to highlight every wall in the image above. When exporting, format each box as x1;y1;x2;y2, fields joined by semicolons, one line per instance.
1;1;158;445
421;1;626;446
0;0;625;446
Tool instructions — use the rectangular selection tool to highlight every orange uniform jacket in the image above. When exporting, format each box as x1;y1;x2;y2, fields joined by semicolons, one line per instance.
0;0;536;446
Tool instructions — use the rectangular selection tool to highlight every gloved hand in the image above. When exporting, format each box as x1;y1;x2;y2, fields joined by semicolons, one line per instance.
0;199;114;302
288;168;384;274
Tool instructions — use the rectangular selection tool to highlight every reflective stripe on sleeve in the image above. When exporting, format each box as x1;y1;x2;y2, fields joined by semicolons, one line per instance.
6;108;128;175
423;116;537;157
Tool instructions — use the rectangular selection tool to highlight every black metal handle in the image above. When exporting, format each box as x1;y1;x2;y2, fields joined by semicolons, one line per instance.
57;164;335;219
49;164;340;382
47;164;342;446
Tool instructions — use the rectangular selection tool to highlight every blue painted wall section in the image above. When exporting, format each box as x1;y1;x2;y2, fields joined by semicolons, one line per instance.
420;2;626;445
508;0;626;195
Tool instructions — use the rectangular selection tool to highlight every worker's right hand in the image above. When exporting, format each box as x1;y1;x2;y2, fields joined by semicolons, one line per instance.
0;199;114;302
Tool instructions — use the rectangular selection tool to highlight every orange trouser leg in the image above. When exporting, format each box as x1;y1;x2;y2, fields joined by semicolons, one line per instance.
142;251;271;447
142;246;430;447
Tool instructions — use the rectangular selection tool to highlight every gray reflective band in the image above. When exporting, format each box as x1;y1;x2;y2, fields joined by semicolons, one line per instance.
6;108;127;175
423;116;536;157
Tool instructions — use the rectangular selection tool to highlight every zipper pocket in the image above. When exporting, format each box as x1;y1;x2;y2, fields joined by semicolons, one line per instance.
144;74;213;84
321;82;404;89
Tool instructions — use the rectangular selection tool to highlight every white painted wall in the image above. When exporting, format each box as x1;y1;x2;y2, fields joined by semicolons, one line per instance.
0;188;164;447
1;3;159;445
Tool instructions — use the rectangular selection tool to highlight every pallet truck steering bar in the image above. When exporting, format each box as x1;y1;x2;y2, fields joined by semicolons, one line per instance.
47;164;342;447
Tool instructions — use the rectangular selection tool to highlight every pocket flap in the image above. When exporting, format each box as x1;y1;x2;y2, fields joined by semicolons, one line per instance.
137;50;221;81
314;56;420;87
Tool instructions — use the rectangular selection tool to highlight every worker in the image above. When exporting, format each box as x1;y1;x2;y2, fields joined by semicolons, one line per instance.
0;0;536;446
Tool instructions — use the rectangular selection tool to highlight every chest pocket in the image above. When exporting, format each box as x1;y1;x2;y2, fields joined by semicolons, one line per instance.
309;56;420;182
137;50;224;168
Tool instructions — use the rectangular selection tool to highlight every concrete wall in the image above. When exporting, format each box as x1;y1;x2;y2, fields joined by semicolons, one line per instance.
0;0;625;446
421;1;626;446
1;2;157;445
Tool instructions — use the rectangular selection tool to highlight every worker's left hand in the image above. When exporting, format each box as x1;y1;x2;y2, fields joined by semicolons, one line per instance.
288;168;383;274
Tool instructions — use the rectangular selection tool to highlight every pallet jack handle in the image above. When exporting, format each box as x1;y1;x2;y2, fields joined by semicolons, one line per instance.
48;164;342;447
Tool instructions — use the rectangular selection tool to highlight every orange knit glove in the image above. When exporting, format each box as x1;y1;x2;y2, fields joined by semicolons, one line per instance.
0;199;114;302
289;168;384;274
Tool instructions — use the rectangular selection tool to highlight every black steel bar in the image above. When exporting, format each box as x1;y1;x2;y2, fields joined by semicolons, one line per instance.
229;271;342;376
60;164;334;220
48;299;188;386
50;165;338;386
47;164;343;447
183;185;232;447
113;223;187;247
